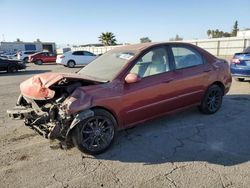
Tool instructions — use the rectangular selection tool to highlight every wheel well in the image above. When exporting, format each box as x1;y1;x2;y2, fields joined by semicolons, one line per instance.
91;106;119;126
68;60;75;63
211;81;225;95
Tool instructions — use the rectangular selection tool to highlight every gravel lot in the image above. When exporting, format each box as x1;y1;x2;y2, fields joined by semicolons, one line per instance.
0;63;250;188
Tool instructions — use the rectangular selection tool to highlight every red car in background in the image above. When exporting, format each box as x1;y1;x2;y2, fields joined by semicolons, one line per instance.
8;42;232;155
28;52;57;65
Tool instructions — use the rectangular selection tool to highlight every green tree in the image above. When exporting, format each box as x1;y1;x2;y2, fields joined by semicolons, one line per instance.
231;20;239;37
223;32;231;37
207;29;212;37
99;32;117;46
140;37;152;43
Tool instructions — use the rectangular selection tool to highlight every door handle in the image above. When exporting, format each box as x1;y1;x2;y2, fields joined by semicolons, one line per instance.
162;78;174;83
204;68;212;72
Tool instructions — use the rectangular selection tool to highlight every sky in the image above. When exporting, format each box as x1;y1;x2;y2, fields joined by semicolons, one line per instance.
0;0;249;46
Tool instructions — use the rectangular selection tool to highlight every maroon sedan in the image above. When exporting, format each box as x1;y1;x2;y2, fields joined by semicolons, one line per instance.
28;52;57;64
7;42;232;154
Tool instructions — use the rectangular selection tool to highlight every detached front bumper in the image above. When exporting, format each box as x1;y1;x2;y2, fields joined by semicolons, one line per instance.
7;106;34;120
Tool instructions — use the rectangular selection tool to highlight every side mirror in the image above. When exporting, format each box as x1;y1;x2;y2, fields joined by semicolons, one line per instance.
125;73;141;84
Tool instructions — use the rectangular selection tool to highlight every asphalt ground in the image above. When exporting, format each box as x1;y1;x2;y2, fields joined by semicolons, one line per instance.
0;63;250;188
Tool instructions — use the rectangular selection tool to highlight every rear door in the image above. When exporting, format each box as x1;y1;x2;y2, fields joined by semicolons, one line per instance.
72;51;84;65
169;44;212;106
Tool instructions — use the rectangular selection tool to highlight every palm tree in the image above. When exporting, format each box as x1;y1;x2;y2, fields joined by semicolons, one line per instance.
99;32;117;46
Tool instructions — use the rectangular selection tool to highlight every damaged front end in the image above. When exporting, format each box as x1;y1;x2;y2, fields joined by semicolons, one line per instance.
7;73;98;140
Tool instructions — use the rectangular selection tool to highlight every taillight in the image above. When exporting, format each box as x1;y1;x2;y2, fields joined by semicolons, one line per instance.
60;55;65;59
231;58;240;64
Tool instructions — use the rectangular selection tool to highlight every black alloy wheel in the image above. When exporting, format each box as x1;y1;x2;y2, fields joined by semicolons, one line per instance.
199;85;223;114
72;109;116;155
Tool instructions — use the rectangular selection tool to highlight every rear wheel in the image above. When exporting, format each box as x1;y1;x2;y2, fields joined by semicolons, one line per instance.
235;78;244;82
67;60;75;68
199;85;223;114
72;109;117;155
7;65;18;73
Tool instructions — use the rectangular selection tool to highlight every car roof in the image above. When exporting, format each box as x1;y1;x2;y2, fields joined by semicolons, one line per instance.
112;42;194;52
20;50;36;52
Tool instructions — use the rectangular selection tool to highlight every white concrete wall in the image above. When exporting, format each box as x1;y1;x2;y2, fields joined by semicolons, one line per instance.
184;37;250;57
72;37;250;58
72;45;122;55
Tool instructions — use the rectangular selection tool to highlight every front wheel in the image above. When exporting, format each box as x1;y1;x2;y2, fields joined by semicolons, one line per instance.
71;109;117;155
199;85;223;114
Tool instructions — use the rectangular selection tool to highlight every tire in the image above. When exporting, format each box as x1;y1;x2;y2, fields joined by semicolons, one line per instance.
199;85;223;114
67;60;75;68
7;65;18;73
23;57;28;63
71;109;117;155
36;60;43;65
234;78;244;82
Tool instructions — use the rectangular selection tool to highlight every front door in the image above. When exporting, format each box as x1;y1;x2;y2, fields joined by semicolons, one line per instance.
120;46;182;128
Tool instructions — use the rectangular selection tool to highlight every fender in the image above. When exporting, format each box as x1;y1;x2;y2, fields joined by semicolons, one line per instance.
66;109;94;137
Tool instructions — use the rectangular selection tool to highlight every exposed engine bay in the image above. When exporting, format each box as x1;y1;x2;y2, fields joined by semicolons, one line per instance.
7;77;98;140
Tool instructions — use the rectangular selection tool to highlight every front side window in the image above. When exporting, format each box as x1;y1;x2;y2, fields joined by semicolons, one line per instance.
84;51;95;56
171;46;203;69
130;47;170;78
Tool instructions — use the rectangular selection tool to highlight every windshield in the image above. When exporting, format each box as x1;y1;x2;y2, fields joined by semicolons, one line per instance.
78;49;137;81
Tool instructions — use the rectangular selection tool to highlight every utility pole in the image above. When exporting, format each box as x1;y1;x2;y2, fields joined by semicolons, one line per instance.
2;34;5;42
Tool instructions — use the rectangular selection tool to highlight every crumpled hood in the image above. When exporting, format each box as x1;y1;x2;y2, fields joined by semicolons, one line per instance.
20;72;88;100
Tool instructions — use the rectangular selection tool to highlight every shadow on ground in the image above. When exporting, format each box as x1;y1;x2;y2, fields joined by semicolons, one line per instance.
91;94;250;166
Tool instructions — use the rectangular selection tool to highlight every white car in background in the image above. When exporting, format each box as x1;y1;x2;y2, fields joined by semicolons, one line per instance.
56;50;97;68
17;50;37;62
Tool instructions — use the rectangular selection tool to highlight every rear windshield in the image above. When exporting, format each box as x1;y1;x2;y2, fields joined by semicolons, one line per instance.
243;46;250;53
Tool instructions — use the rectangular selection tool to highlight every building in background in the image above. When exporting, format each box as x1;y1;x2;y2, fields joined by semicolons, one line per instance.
0;41;56;54
237;29;250;38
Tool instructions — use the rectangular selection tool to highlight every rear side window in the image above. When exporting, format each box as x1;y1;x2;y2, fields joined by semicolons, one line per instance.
72;51;84;55
171;46;203;69
83;51;95;56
